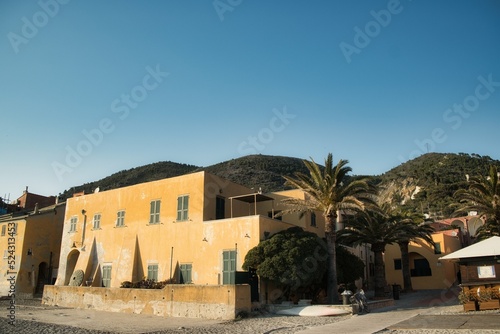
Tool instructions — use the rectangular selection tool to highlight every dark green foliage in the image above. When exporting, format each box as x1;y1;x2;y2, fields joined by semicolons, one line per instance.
58;153;500;220
59;161;198;199
200;154;311;192
336;245;365;285
120;278;175;289
242;227;328;297
377;153;500;219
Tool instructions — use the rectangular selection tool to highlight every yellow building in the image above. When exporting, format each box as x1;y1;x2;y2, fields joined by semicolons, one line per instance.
0;202;65;298
54;171;337;303
384;231;462;290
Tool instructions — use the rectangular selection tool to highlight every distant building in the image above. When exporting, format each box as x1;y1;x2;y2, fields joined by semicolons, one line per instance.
0;201;66;298
384;217;483;290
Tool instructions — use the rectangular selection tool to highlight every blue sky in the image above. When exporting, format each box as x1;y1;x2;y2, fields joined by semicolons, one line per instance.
1;0;499;200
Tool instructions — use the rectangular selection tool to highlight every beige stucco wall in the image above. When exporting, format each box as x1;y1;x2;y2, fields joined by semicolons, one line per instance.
55;171;318;289
43;284;251;320
0;204;65;298
385;233;462;289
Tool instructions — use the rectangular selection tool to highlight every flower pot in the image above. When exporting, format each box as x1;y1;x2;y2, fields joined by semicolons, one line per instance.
463;301;478;312
479;299;499;311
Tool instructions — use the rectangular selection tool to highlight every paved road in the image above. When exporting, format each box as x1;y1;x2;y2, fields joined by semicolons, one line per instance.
297;287;500;334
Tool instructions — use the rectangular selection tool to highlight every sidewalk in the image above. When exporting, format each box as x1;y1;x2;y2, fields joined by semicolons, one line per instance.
296;288;475;334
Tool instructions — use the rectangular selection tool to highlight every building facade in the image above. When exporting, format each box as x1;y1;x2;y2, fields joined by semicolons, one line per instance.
55;172;339;301
0;202;65;298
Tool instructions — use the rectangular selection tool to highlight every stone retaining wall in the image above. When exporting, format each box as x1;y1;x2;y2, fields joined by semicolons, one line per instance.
42;284;251;320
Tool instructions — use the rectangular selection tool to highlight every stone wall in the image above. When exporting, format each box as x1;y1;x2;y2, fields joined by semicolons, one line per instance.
43;284;251;320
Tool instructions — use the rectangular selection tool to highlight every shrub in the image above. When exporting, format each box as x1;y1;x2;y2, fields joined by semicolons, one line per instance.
120;278;176;289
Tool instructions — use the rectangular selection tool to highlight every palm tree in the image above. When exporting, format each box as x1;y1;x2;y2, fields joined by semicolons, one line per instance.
338;204;421;298
393;209;435;292
454;165;500;239
281;153;374;304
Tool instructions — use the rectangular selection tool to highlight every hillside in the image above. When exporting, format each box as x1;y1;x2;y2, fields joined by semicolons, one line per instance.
376;153;500;218
59;153;500;220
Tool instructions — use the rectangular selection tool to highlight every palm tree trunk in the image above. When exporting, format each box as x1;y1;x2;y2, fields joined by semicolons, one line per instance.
325;215;338;304
372;243;387;298
398;241;413;292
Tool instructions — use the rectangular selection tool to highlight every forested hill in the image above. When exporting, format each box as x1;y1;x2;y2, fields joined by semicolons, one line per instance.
375;153;500;218
59;153;500;219
59;155;309;199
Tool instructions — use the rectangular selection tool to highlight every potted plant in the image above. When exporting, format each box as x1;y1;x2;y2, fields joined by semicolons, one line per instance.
458;288;478;311
478;287;500;311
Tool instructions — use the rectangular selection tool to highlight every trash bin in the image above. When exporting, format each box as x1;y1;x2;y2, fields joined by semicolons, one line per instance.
341;290;353;305
392;284;400;300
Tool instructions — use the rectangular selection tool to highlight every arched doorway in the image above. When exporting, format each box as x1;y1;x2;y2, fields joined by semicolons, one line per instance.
65;250;80;285
409;252;432;277
35;262;48;294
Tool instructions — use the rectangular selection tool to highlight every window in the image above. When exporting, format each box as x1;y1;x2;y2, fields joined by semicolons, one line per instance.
394;259;402;270
215;196;225;220
102;265;112;287
434;242;442;254
116;210;125;227
93;214;101;229
147;264;158;281
177;195;189;221
149;200;161;224
222;250;236;284
180;264;192;284
311;213;317;227
69;217;77;232
3;250;7;259
1;225;5;236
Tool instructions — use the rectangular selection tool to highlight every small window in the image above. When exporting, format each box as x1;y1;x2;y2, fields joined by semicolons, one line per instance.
177;195;189;221
102;265;112;287
149;200;161;224
394;259;402;270
180;264;192;284
1;225;5;236
434;242;442;254
69;217;77;232
93;214;101;229
116;210;125;227
147;264;158;281
3;250;7;259
311;213;317;227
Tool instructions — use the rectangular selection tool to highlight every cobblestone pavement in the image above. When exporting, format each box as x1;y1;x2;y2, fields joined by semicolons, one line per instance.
2;289;500;334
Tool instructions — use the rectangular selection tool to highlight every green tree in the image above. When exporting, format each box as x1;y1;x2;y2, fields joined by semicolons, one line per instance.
242;227;328;300
339;205;417;298
454;165;500;239
280;154;374;303
336;244;365;288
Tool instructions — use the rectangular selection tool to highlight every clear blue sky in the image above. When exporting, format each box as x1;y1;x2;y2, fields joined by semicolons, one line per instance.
1;0;499;200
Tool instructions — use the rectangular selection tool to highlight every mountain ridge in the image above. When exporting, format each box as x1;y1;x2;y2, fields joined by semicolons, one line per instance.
59;152;500;219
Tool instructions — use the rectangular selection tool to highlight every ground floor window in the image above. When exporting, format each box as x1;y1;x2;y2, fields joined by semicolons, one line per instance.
180;263;192;283
102;265;112;287
147;264;158;281
222;250;236;284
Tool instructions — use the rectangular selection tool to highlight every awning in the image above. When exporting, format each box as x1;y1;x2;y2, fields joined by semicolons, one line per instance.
439;236;500;261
